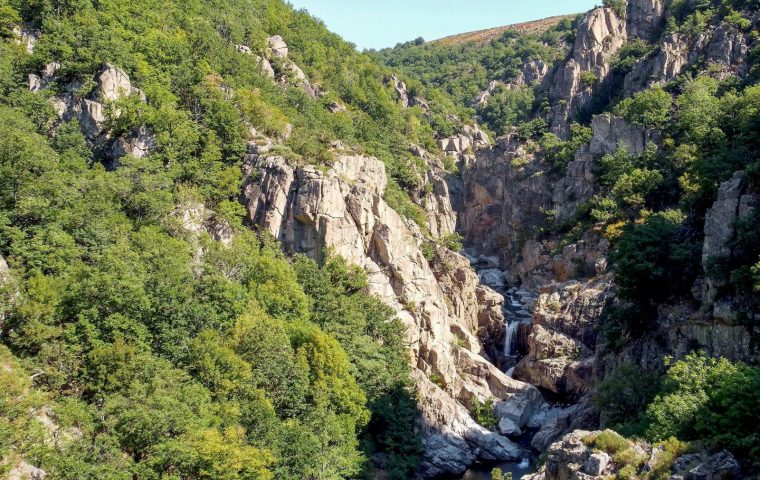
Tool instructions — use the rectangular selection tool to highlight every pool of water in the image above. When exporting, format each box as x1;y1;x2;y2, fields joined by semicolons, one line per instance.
460;457;536;480
459;427;538;480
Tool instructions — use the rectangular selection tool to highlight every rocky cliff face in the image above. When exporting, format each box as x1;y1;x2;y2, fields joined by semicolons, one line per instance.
457;112;644;289
242;149;551;476
624;21;749;95
541;7;627;136
514;275;614;399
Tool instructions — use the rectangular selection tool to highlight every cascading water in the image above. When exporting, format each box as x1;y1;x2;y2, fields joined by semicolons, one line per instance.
503;292;522;358
503;319;519;357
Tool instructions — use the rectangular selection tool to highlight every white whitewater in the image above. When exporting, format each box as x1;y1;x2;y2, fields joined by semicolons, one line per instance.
504;318;519;357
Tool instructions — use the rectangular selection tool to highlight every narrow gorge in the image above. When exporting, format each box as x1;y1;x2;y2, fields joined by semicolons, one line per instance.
1;0;759;479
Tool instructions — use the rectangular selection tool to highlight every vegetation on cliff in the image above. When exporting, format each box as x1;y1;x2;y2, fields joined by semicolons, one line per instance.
0;0;434;477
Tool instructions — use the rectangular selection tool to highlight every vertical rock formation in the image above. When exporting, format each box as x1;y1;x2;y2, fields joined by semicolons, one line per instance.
543;7;627;135
243;152;547;476
626;0;665;41
702;172;757;308
514;275;614;398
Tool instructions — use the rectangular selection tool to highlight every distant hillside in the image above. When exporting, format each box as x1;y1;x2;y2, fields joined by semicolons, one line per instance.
433;14;577;45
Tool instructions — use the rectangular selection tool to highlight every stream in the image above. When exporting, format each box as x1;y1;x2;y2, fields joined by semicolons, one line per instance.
459;429;538;479
459;257;541;479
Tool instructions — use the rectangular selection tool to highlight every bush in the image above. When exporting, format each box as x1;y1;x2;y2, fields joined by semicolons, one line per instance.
603;0;627;18
647;437;690;480
471;398;497;430
592;430;630;454
614;87;672;130
540;123;592;170
596;363;662;434
580;70;599;87
612;210;697;303
612;39;655;73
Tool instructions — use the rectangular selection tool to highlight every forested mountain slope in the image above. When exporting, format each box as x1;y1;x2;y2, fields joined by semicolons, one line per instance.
0;0;472;477
1;0;760;479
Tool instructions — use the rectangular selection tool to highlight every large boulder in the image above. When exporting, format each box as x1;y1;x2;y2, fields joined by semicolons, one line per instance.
267;35;289;58
589;114;649;156
685;451;741;480
98;64;133;102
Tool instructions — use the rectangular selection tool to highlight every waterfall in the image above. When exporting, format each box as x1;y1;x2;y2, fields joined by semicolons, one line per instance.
503;318;519;357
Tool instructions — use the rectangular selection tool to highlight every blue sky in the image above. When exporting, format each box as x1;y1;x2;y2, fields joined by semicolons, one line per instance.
287;0;600;50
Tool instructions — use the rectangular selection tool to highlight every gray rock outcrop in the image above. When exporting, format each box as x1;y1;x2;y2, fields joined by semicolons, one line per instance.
514;276;613;398
702;171;757;300
543;7;627;135
624;22;748;96
526;430;743;480
626;0;665;41
390;75;409;107
40;64;154;166
472;80;501;108
589;114;649;156
243;152;547;476
264;35;317;98
267;34;289;58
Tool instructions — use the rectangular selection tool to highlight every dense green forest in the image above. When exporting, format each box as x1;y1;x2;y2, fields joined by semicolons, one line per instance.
0;0;452;477
372;18;576;136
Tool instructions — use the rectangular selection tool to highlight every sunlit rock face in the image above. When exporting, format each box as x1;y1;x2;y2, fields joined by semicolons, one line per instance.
243;152;548;476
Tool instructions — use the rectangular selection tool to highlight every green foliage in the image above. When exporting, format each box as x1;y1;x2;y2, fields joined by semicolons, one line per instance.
0;2;20;38
580;70;599;87
0;0;430;475
602;353;760;467
675;76;722;145
646;437;690;480
471;398;497;430
723;8;752;31
293;253;422;477
644;353;734;441
595;363;662;435
372;19;571;134
612;210;697;303
613;87;672;130
491;467;513;480
603;0;627;18
540;122;592;170
480;85;535;136
697;361;760;465
612;39;655;73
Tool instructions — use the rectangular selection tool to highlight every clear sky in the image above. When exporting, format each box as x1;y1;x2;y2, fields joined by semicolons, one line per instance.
287;0;600;50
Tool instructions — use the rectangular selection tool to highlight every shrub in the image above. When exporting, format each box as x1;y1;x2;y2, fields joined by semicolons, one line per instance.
646;437;690;480
612;210;696;303
613;446;647;469
592;430;631;455
614;87;672;130
612;39;655;73
540;123;592;170
580;70;599;87
471;398;496;430
603;0;627;18
596;363;662;434
617;464;638;480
